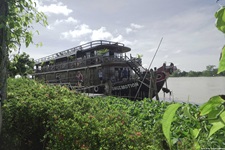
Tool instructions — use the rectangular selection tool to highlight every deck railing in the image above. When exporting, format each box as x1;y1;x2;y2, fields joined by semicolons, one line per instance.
35;55;128;73
35;40;125;65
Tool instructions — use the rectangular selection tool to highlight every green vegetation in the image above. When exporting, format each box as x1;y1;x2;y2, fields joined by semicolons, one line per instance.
215;6;225;73
97;48;109;55
0;78;225;149
8;52;35;77
161;96;225;149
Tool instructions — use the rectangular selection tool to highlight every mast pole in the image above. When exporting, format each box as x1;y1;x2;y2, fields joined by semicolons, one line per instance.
134;37;163;100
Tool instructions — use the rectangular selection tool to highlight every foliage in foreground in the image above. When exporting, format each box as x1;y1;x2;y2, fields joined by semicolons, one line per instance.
1;78;225;150
1;78;168;150
162;98;225;150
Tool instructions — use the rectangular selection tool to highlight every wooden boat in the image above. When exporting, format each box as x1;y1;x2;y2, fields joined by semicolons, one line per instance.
34;40;175;100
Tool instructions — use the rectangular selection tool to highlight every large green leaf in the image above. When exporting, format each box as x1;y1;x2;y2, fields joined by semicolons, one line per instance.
161;103;182;149
220;111;225;123
208;119;225;137
215;6;225;73
215;6;225;34
208;107;224;120
200;96;224;116
190;128;201;139
218;45;225;73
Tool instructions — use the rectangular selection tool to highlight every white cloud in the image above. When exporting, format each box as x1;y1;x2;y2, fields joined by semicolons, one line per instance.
126;23;144;34
38;2;73;16
130;23;144;29
90;27;132;45
47;25;54;30
65;17;78;24
60;24;132;45
55;17;78;25
61;24;92;39
91;27;113;40
126;28;133;34
112;35;123;42
46;17;78;30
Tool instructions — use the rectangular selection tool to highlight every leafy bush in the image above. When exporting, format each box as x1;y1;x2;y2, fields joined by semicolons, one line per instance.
1;78;169;150
162;98;225;149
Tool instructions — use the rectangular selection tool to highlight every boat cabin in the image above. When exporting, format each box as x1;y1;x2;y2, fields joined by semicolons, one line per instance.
34;40;142;88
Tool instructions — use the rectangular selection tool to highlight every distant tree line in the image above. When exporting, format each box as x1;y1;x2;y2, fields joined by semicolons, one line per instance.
171;65;225;77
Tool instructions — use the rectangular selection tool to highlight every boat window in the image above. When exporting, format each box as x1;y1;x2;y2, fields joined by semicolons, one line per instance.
38;66;41;70
109;51;114;56
114;53;120;58
76;50;84;58
91;51;95;57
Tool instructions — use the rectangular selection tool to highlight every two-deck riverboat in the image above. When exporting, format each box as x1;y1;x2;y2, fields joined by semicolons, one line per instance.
34;40;175;100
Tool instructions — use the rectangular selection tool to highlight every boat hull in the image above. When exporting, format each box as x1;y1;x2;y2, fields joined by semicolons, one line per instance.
93;71;168;100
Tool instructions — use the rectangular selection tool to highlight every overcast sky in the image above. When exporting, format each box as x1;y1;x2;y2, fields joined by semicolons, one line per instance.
21;0;225;71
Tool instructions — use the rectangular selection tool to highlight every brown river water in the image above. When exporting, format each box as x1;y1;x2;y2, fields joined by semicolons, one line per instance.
156;77;225;105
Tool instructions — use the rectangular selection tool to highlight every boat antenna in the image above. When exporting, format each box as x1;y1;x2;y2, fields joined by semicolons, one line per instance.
134;37;163;100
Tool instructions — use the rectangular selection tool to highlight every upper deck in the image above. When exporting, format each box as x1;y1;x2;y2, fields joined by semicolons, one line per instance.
35;40;131;65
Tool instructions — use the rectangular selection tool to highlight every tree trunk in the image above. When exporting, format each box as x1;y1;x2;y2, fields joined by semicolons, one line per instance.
0;0;8;134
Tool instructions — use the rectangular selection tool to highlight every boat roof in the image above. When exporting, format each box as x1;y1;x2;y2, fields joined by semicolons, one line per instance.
35;40;131;64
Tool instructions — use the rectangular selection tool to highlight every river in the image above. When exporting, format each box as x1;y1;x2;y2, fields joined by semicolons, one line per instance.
156;77;225;105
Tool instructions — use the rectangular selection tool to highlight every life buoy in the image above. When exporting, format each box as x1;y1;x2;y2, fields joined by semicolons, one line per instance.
94;86;99;92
